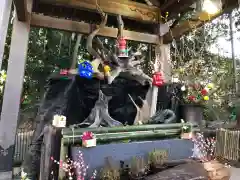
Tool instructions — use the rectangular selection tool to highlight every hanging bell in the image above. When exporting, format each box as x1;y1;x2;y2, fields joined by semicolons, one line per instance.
117;37;128;57
152;72;164;87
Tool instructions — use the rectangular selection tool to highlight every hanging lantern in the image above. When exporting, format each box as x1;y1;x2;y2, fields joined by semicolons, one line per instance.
152;72;164;87
117;37;128;57
78;60;93;79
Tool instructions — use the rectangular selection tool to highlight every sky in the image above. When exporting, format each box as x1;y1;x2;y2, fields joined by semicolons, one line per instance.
209;9;240;60
210;35;240;58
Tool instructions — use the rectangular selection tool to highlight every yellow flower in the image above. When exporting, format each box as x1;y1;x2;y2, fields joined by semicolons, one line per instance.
179;68;184;73
203;96;209;101
207;83;214;89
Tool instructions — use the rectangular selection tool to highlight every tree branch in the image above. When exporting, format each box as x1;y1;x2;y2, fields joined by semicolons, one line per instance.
71;34;82;69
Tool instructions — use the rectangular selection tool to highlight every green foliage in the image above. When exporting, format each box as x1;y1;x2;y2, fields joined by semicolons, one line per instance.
148;149;168;167
100;157;120;180
171;12;236;121
129;156;148;178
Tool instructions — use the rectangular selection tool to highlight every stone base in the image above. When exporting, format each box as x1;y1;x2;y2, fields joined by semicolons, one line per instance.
203;160;230;180
146;160;230;180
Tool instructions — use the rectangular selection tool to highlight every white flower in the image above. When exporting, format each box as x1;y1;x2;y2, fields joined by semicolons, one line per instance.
181;86;186;91
204;87;209;92
0;70;6;76
52;115;66;127
0;76;5;83
172;77;179;83
21;170;30;180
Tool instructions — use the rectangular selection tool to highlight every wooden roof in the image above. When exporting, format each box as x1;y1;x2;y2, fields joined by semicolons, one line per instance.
32;0;197;23
14;0;239;44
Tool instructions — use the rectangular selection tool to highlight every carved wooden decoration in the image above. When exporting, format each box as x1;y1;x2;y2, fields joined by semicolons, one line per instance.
128;94;150;125
84;5;152;85
74;90;123;128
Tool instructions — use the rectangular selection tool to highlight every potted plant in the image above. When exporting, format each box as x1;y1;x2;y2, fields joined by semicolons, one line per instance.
148;149;168;172
172;59;215;125
180;121;193;139
129;156;148;180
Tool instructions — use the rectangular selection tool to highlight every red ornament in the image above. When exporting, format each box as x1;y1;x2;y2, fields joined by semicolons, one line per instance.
82;131;94;141
152;72;164;87
60;69;68;75
201;89;208;96
118;37;128;57
188;95;196;102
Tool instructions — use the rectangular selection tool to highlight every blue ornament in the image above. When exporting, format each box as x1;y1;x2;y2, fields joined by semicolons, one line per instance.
78;60;93;79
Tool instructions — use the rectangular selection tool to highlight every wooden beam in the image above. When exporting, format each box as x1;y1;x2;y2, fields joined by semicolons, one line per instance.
33;2;157;34
0;0;12;70
161;0;176;11
163;20;203;43
163;0;239;43
161;0;196;19
13;0;27;21
30;13;159;44
39;0;160;23
145;0;160;7
0;0;32;178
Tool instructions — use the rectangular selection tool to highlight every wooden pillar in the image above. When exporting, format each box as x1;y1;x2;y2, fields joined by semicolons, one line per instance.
150;40;171;116
0;0;32;179
160;44;171;82
0;0;12;70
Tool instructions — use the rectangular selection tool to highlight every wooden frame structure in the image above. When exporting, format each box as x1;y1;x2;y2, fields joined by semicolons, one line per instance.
0;0;238;178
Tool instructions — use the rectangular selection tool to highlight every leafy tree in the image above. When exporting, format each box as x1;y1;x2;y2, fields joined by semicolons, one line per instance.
170;11;236;121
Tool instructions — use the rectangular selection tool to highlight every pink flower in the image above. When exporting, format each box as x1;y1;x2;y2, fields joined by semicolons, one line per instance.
82;131;94;140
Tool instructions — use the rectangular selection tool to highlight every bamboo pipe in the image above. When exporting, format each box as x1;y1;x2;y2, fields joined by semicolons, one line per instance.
62;123;192;136
63;128;182;145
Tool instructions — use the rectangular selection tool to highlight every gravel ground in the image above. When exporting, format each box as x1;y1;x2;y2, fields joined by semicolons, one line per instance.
230;168;239;180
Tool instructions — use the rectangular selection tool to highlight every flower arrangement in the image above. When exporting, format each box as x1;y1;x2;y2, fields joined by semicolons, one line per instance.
172;59;216;105
191;132;216;162
82;131;96;147
181;120;193;139
50;150;97;180
180;82;214;105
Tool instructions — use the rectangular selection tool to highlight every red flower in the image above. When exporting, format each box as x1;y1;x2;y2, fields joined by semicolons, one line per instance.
201;89;208;96
82;131;94;140
188;95;196;102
